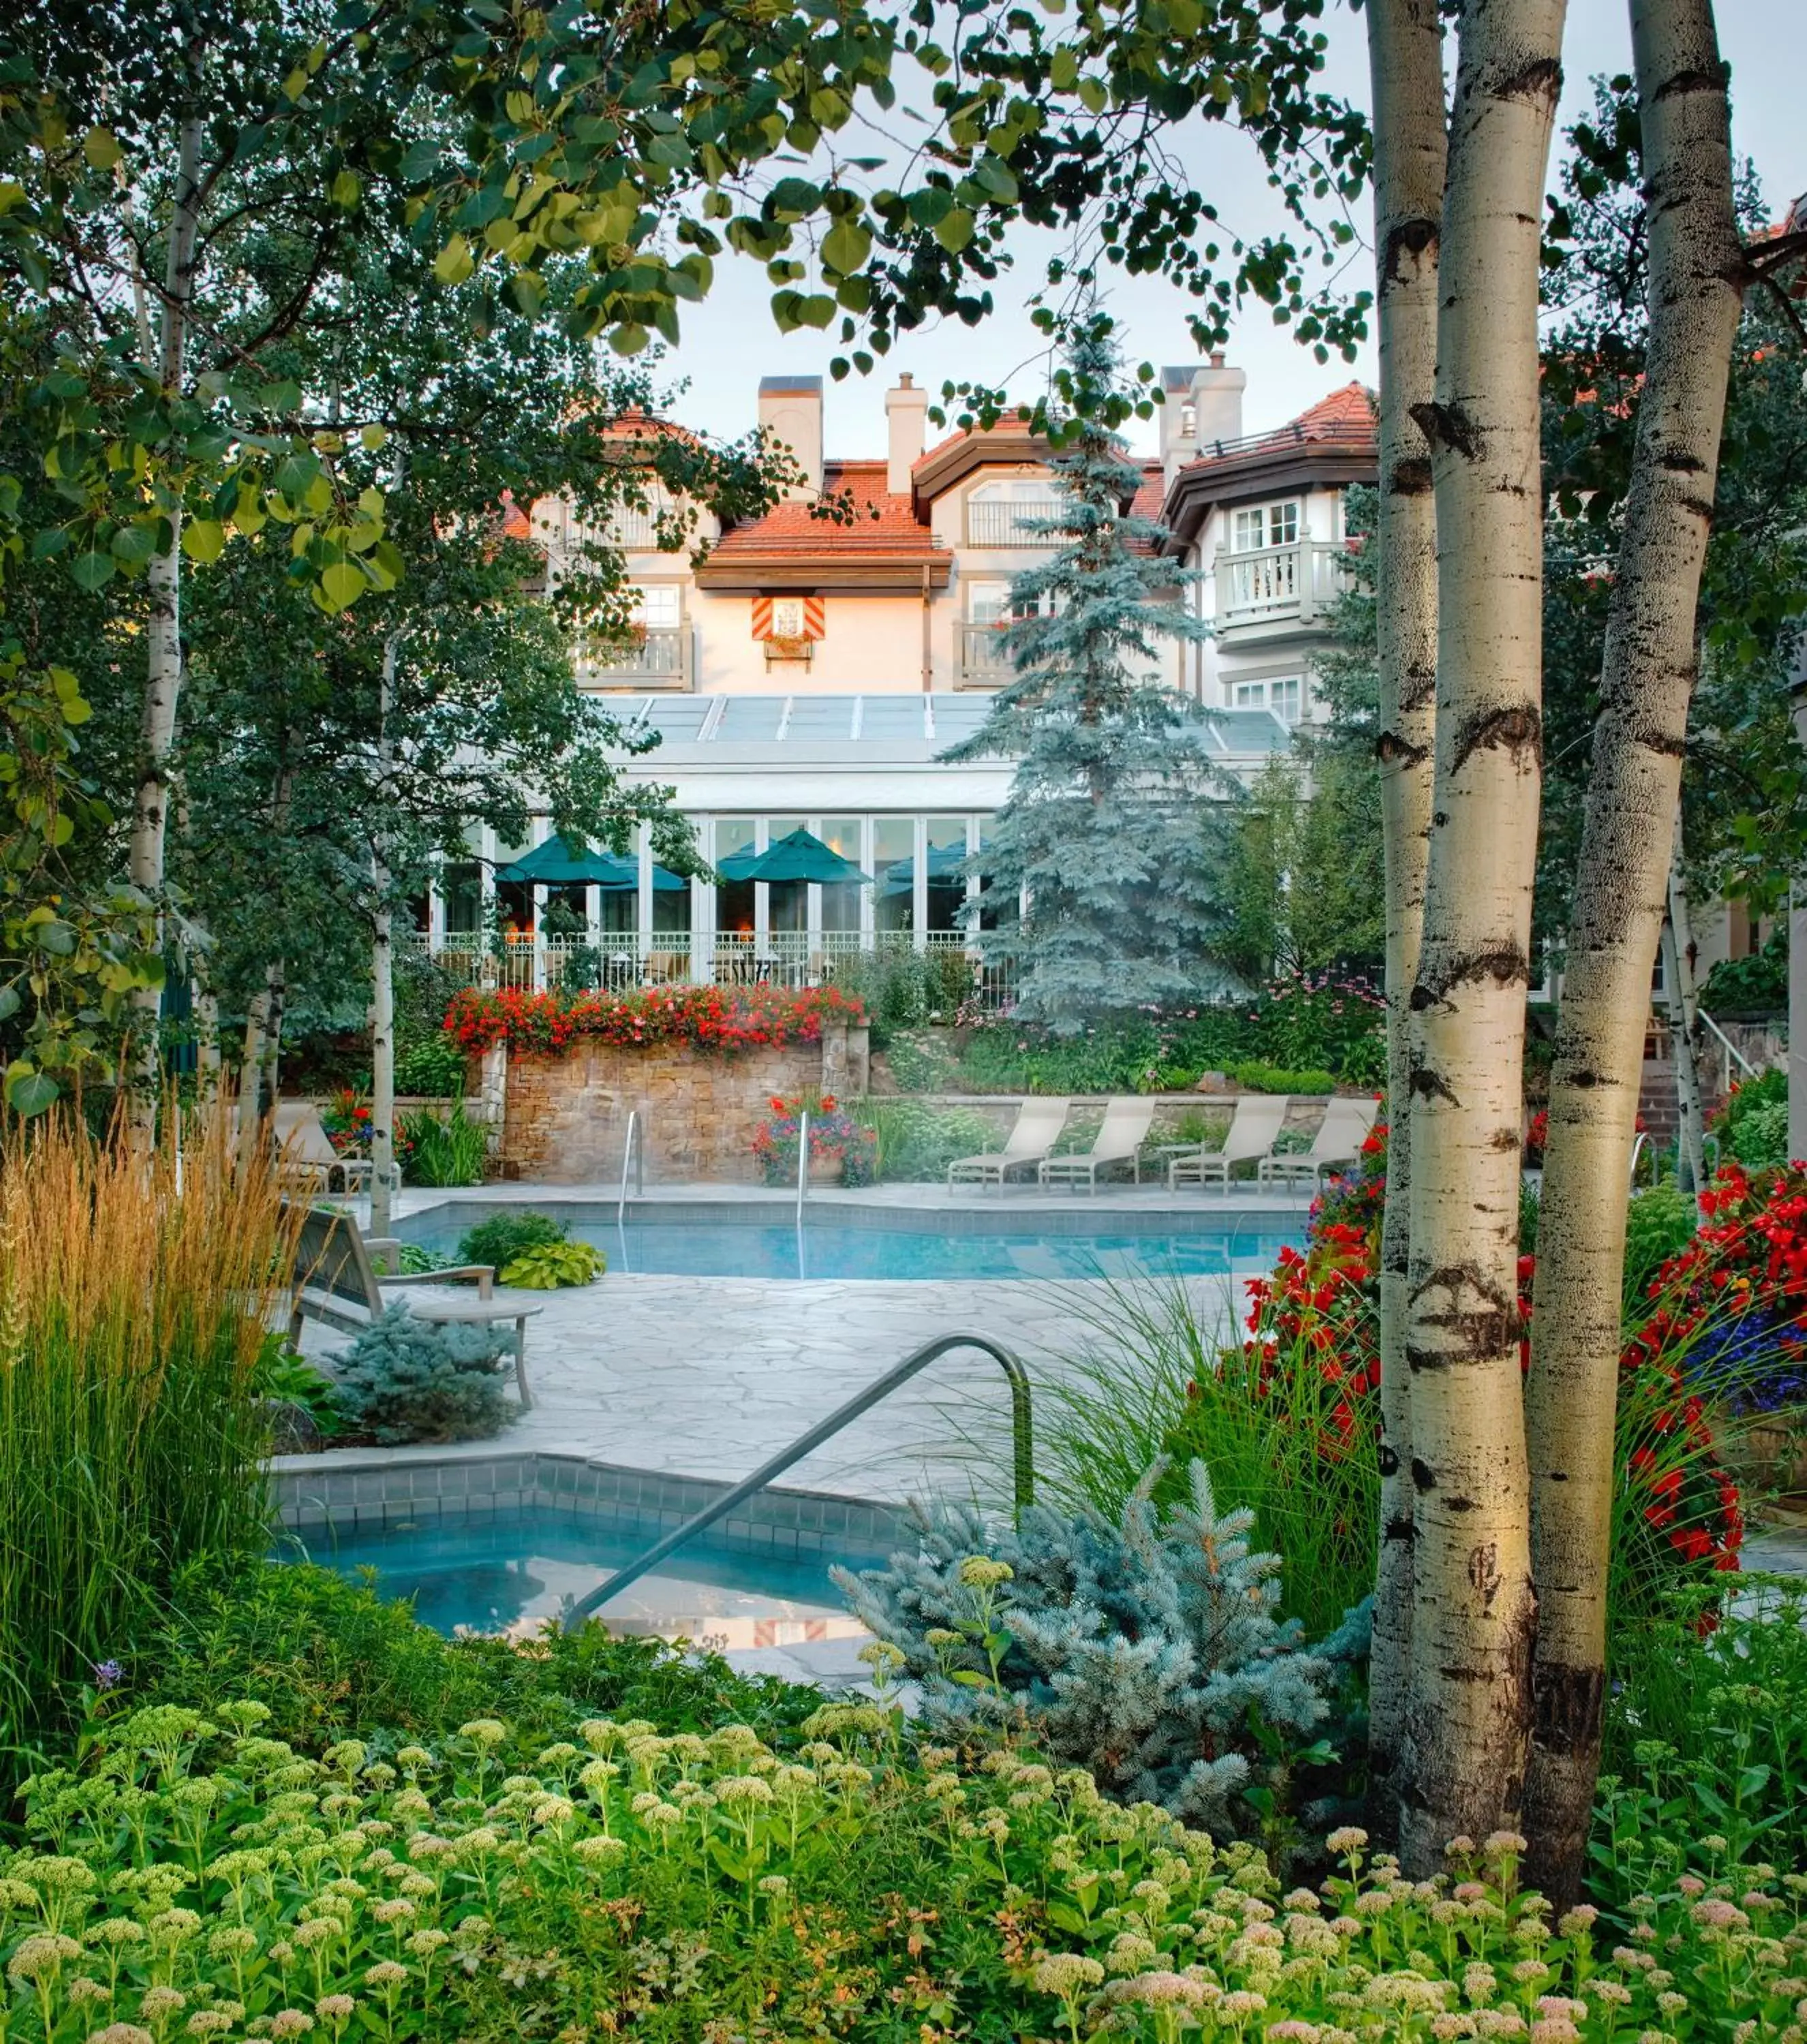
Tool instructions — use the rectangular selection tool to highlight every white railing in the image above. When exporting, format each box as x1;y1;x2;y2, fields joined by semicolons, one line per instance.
964;499;1062;547
959;623;1015;685
576;625;691;688
1214;538;1349;631
403;927;1012;1006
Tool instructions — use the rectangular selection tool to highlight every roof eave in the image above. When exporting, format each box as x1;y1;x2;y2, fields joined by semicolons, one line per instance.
692;554;954;592
1161;442;1377;553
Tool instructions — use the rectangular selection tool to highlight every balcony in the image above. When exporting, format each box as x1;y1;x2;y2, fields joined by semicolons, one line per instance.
1213;538;1350;638
957;622;1015;687
963;498;1062;547
576;625;693;690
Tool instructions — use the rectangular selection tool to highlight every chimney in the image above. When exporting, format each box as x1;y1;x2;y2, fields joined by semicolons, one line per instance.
758;374;823;499
884;371;928;495
1190;355;1246;451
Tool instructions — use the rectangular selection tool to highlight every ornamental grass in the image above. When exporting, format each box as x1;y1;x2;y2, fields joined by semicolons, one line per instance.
0;1104;300;1785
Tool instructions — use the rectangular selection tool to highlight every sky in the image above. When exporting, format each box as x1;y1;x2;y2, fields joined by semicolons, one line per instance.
649;0;1802;462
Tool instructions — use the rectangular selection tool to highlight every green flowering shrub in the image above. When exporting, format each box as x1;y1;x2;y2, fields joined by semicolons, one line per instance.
134;1562;830;1751
329;1307;510;1445
455;1211;568;1270
3;1705;1798;2044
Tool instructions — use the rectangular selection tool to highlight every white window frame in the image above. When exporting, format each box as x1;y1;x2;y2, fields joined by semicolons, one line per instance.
1231;499;1301;553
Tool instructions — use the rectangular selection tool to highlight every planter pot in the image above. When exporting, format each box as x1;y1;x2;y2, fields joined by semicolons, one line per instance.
807;1154;842;1187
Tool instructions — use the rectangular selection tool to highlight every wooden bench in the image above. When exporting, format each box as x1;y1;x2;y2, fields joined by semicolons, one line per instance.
286;1203;540;1410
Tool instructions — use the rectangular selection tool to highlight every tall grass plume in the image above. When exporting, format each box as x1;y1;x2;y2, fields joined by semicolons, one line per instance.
0;1100;300;1781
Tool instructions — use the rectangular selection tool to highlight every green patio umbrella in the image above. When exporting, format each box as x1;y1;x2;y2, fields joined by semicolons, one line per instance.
497;835;686;890
717;828;871;885
878;843;969;896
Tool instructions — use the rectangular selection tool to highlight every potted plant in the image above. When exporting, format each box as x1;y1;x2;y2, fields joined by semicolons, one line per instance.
752;1091;877;1188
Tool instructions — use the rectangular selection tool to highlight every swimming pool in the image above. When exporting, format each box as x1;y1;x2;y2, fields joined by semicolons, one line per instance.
399;1211;1295;1282
292;1504;891;1641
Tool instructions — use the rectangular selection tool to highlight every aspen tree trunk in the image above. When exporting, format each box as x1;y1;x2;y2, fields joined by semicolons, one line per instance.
1361;0;1447;1826
127;108;203;1136
236;988;269;1177
1396;0;1565;1874
1665;836;1710;1198
369;630;401;1239
1522;0;1742;1897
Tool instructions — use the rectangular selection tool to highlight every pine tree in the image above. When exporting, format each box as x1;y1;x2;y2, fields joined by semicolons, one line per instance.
940;322;1238;1033
833;1458;1364;1838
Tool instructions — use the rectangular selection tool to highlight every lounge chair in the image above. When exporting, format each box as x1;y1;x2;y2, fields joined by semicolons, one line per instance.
1169;1094;1291;1191
1257;1095;1380;1191
1038;1097;1157;1193
286;1203;541;1409
946;1098;1072;1188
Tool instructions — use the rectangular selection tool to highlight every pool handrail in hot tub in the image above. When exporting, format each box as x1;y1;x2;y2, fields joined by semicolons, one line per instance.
565;1330;1032;1621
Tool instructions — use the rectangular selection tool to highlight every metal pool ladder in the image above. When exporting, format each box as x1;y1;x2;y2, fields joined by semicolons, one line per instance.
562;1331;1034;1622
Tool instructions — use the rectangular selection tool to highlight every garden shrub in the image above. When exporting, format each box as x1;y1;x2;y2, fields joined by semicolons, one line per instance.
443;982;864;1055
456;1210;568;1269
498;1238;606;1288
1698;925;1787;1015
1712;1064;1789;1168
137;1561;827;1748
835;1459;1361;1841
1622;1182;1695;1302
253;1335;346;1443
1222;1059;1336;1095
400;1098;488;1187
0;1109;298;1796
329;1305;511;1444
4;1701;1795;2044
1596;1575;1807;1895
852;1096;1000;1179
392;1034;469;1096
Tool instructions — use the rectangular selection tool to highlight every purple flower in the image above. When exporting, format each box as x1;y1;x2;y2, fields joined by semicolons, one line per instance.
93;1659;123;1692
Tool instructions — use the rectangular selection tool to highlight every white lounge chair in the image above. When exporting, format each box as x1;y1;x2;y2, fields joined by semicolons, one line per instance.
947;1097;1072;1188
1258;1096;1380;1191
1169;1094;1291;1191
1039;1097;1157;1193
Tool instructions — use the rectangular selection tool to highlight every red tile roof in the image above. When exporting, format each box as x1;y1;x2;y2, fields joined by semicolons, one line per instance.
1288;381;1377;436
708;461;945;562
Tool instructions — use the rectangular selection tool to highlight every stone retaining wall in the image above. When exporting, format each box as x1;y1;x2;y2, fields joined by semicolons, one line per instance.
493;1023;867;1183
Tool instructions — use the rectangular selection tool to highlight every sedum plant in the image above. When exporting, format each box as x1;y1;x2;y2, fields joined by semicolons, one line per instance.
499;1239;606;1288
329;1304;510;1444
1;1701;1797;2044
834;1459;1360;1838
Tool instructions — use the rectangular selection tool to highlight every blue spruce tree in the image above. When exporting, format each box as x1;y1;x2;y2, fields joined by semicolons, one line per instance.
942;322;1240;1032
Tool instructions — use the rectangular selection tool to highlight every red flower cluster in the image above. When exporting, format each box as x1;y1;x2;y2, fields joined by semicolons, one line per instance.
1239;1123;1746;1581
442;983;867;1057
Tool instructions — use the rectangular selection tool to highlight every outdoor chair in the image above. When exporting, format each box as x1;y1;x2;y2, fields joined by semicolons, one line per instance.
1038;1097;1158;1193
285;1203;541;1409
1257;1095;1380;1192
253;1102;373;1196
1169;1094;1291;1192
946;1098;1073;1188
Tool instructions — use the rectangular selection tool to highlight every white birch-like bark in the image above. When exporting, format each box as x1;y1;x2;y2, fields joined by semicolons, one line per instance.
127;110;203;1128
1666;837;1709;1198
369;630;401;1239
1397;0;1566;1873
1523;0;1742;1897
236;987;268;1177
1362;0;1447;1823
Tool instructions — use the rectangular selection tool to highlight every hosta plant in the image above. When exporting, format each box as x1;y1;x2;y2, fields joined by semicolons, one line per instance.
498;1239;606;1288
2;1701;1800;2044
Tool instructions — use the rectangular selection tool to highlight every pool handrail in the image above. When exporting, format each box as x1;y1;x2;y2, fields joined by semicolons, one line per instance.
561;1331;1034;1622
617;1109;641;1228
796;1107;809;1224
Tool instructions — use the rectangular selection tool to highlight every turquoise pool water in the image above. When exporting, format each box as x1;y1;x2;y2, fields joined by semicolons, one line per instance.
399;1215;1294;1282
293;1506;892;1640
